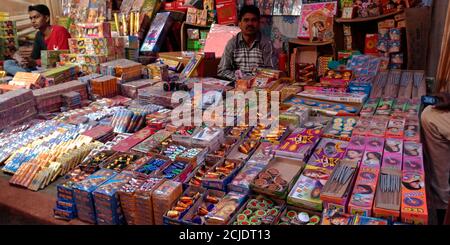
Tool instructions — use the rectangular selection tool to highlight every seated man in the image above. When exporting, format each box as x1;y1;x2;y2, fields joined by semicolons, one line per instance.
4;4;71;76
421;92;450;225
218;5;274;81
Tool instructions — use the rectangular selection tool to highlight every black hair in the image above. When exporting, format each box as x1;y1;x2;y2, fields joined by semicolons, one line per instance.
29;4;51;17
366;152;382;161
402;180;422;190
238;5;261;21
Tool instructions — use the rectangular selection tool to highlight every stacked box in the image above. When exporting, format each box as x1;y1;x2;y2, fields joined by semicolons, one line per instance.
90;75;119;98
93;172;133;225
152;180;183;225
274;128;322;161
100;59;143;83
40;65;80;86
33;80;88;113
0;89;37;130
9;72;45;89
54;167;94;221
41;50;70;69
118;176;164;225
73;169;117;224
67;37;125;74
0;21;18;60
120;79;159;99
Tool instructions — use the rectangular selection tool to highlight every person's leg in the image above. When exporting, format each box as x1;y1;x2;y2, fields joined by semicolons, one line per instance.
421;106;450;222
3;60;27;76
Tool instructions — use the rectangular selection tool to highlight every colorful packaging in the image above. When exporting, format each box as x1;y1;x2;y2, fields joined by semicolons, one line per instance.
287;165;331;211
348;164;380;217
401;171;428;225
382;138;403;171
274;128;322;160
307;138;349;170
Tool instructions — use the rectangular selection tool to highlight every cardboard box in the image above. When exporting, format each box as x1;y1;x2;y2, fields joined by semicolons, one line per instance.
152;180;183;225
253;156;306;200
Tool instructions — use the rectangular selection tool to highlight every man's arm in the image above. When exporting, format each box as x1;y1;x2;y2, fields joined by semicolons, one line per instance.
261;39;274;69
218;39;236;81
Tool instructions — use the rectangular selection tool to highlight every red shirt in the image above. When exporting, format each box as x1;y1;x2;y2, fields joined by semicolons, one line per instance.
45;25;71;50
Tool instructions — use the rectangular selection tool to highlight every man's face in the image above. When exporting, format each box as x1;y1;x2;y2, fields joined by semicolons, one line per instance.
239;13;259;36
29;10;48;30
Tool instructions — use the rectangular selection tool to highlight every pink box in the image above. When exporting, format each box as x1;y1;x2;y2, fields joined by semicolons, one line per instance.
382;138;403;171
365;137;385;152
403;148;424;174
348;135;367;150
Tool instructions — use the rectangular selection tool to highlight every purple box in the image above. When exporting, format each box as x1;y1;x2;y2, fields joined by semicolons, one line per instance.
307;138;349;170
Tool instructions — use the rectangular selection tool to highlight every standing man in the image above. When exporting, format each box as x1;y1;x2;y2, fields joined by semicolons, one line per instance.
4;4;71;76
218;5;274;82
421;92;450;225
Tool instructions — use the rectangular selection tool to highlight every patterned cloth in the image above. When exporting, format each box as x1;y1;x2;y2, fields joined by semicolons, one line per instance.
218;32;274;81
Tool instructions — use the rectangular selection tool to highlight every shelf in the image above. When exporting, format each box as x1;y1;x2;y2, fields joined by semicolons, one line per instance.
288;39;333;46
336;10;404;23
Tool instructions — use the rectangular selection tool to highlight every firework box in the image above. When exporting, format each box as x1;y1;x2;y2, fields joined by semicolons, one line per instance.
73;169;117;224
321;160;359;213
205;191;247;225
287;165;331;211
76;22;112;38
400;171;428;225
251;156;306;200
41;50;70;68
381;138;403;171
162;185;206;225
215;0;238;25
111;127;155;153
228;162;268;194
141;12;173;53
274;128;322;161
202;159;244;192
373;169;402;222
182;189;227;225
120;79;159;99
307;138;349;171
152;180;183;225
348;161;380;217
93;171;133;225
403;142;424;173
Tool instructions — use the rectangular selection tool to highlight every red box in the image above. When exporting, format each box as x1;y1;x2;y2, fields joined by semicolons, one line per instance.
112;127;155;153
348;164;380;217
365;34;379;55
216;0;238;25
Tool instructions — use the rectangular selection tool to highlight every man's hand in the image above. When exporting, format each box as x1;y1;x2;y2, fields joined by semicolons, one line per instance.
434;93;450;111
20;56;37;69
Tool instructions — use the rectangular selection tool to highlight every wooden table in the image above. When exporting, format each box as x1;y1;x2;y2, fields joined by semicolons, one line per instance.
0;172;88;225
